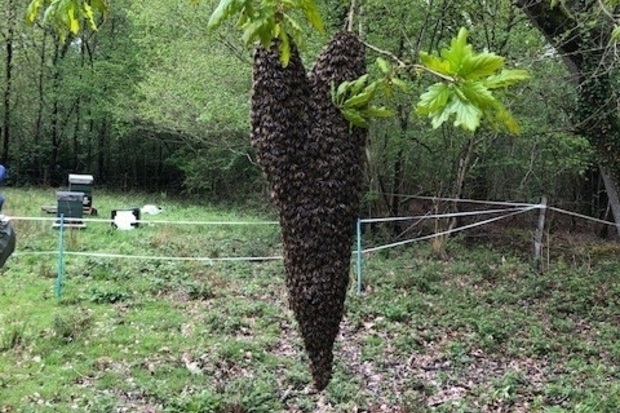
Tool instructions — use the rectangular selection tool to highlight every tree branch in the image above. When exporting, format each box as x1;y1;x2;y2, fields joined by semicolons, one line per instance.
597;0;616;23
346;0;356;32
361;39;406;66
361;40;457;83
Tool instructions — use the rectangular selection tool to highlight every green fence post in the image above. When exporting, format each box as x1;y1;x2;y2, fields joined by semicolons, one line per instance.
356;218;363;294
55;214;65;298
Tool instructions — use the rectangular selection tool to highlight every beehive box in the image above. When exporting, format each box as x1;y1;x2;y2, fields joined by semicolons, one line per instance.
68;174;94;209
54;191;86;228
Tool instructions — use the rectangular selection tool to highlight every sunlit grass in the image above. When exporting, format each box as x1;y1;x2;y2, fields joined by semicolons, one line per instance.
1;188;620;412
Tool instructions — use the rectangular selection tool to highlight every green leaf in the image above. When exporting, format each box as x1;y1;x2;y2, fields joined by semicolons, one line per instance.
26;0;44;24
299;0;324;33
418;86;482;132
419;51;452;75
376;57;390;74
391;78;408;92
550;0;560;9
496;106;521;134
440;27;474;75
350;75;369;95
483;69;529;89
451;96;482;131
67;1;80;34
208;0;237;30
89;0;108;22
416;83;452;115
365;106;394;118
458;80;497;110
344;91;373;108
279;32;291;67
336;80;352;98
460;52;505;79
82;2;97;31
241;16;271;45
612;26;620;43
342;108;368;127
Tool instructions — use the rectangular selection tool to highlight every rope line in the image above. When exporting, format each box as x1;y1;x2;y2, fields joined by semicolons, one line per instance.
360;206;535;224
7;216;280;226
13;251;283;262
380;193;538;207
362;206;538;254
548;206;620;227
8;204;619;263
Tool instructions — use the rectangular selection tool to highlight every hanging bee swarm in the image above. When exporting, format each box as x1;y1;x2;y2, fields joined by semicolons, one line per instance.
284;30;367;391
250;39;312;210
250;32;367;391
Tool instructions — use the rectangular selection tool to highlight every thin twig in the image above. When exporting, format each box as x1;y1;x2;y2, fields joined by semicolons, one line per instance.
346;0;356;32
361;40;456;82
361;39;407;66
597;0;616;23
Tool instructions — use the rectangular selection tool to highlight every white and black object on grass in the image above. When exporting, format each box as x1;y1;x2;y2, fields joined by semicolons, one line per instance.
111;208;140;230
0;215;15;268
140;205;163;215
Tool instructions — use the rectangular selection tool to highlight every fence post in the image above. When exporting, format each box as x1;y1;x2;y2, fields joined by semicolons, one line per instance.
55;214;65;298
356;218;363;294
533;196;547;271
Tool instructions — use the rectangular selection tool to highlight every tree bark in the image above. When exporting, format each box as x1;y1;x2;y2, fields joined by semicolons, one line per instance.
2;0;15;165
600;167;620;238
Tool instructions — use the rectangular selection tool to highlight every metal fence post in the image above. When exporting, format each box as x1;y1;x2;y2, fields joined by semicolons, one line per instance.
356;218;363;294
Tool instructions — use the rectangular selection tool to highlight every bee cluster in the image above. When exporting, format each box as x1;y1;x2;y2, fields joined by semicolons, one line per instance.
250;31;367;391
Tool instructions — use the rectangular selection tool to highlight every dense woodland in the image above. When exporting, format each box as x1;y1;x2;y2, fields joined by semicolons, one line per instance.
0;0;617;218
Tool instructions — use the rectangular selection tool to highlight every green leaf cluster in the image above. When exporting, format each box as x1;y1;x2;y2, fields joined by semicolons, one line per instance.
331;58;408;128
207;0;324;66
416;28;529;134
26;0;108;38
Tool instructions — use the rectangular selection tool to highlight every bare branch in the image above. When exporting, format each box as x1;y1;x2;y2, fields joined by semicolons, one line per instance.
361;39;407;66
597;0;617;23
361;40;457;83
346;0;356;32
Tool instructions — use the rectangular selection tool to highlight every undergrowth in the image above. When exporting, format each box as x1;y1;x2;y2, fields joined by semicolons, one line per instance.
1;188;620;412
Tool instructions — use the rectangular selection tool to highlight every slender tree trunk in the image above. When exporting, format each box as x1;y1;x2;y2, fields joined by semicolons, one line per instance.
449;135;478;232
2;0;15;164
390;104;409;236
34;33;48;183
97;118;107;179
600;167;620;239
49;41;62;184
73;99;81;171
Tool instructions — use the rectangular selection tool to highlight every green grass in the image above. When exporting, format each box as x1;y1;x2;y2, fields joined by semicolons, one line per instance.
2;188;620;412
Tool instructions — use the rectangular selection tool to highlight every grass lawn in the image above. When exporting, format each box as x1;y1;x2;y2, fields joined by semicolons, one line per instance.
1;188;620;412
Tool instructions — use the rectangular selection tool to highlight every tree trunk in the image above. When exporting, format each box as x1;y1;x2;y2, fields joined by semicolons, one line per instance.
2;0;15;165
516;1;620;180
448;135;478;232
34;32;48;183
600;167;620;239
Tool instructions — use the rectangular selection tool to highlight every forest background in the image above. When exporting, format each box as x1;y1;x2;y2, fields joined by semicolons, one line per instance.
0;0;612;223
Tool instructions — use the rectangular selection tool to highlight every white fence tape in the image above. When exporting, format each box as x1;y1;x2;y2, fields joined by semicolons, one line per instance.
362;206;538;254
13;250;283;262
10;202;620;263
382;193;538;207
548;206;619;227
360;207;531;224
8;216;280;226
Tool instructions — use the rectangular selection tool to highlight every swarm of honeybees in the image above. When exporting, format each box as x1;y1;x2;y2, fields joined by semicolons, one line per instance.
251;31;367;391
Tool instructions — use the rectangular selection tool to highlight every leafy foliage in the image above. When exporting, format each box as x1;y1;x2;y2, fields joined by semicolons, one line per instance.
416;28;529;133
330;58;402;127
26;0;108;38
207;0;324;66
